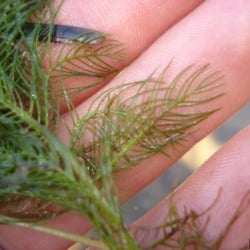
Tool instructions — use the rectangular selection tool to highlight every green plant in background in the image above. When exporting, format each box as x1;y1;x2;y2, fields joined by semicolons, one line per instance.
0;1;233;249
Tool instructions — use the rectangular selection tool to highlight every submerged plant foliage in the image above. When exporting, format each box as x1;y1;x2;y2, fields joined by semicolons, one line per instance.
70;64;223;179
0;0;239;249
133;191;250;250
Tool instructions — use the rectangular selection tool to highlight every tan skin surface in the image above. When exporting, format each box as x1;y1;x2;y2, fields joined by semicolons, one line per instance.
1;0;250;249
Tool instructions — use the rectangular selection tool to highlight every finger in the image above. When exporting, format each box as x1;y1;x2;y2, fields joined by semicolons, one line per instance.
59;0;250;200
132;126;250;249
55;0;203;59
49;0;203;109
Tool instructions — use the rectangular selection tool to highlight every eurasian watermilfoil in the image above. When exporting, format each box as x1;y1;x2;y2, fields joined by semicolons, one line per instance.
0;1;231;249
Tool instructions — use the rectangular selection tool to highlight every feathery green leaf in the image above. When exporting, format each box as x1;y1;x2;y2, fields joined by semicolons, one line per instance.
71;64;223;176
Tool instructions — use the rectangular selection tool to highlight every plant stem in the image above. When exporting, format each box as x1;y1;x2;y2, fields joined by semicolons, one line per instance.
0;215;109;250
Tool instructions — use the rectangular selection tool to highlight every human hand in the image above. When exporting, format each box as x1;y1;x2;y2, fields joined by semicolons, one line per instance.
0;0;250;249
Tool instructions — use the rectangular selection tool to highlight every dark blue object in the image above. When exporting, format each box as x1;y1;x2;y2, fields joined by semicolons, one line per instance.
23;23;105;44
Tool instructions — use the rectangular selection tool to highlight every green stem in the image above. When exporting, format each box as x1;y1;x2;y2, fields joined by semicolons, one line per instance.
111;130;145;166
0;215;109;250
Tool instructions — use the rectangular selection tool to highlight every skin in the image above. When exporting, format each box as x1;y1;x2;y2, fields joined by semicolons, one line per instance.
1;0;250;249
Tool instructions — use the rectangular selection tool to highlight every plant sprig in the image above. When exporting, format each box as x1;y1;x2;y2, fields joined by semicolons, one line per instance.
71;64;223;177
0;1;229;249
